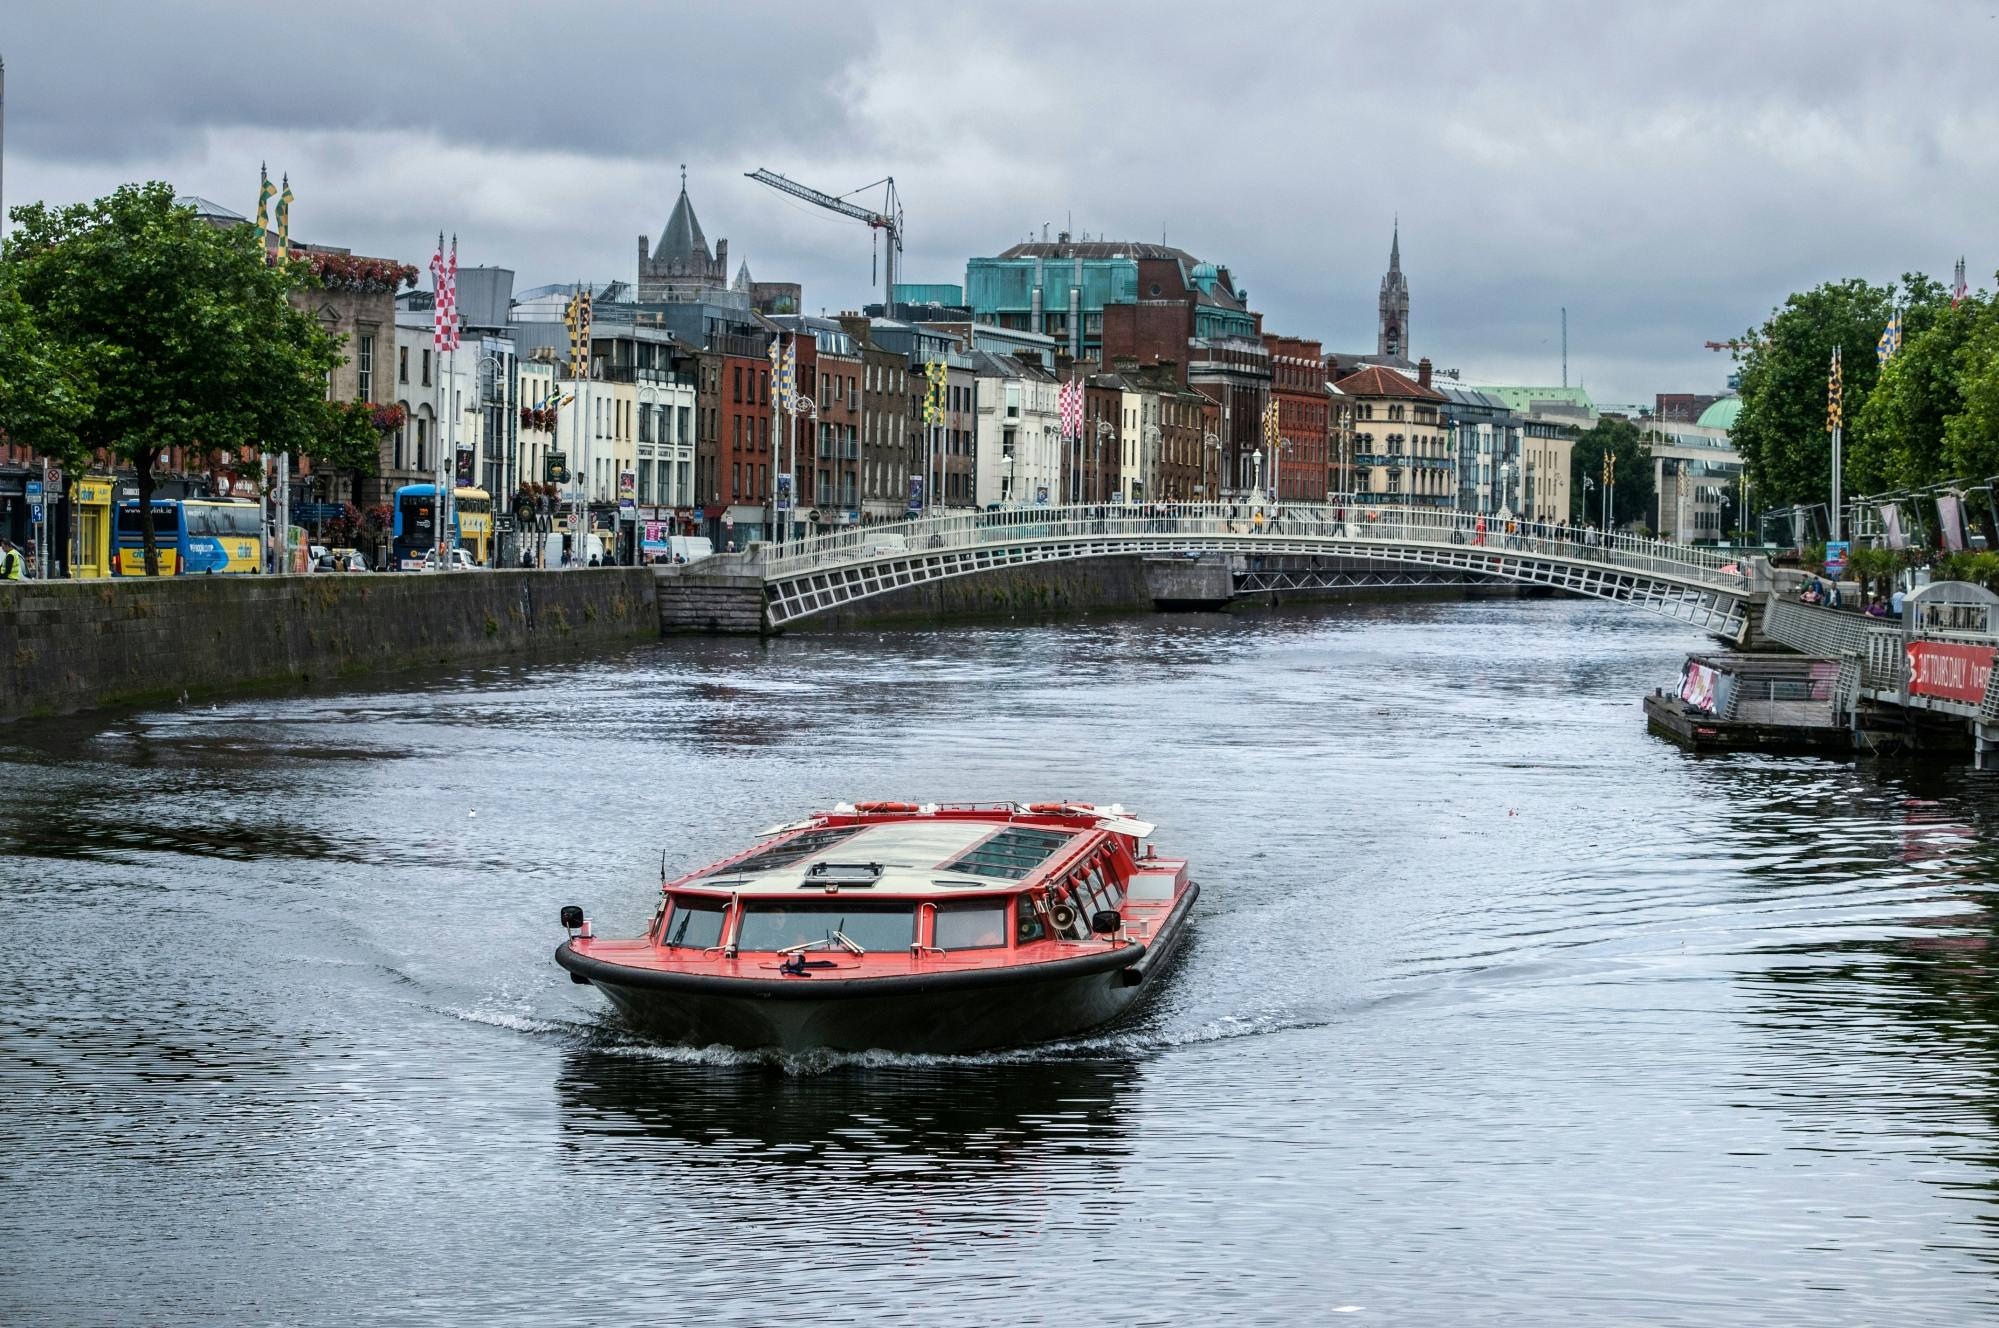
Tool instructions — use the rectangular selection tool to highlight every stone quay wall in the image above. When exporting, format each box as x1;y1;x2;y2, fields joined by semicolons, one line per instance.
0;569;657;721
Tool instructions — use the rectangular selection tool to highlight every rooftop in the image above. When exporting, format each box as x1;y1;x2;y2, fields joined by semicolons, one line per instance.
684;819;1080;896
1333;364;1446;401
1696;396;1743;430
995;239;1199;263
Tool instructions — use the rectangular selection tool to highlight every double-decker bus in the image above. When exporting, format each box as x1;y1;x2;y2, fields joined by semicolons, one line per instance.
391;485;492;570
112;499;265;576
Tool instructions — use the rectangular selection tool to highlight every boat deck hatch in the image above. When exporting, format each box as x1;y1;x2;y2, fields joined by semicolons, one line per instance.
804;861;885;888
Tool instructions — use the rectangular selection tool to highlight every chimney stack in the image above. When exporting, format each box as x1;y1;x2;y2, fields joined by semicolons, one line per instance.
1418;357;1433;389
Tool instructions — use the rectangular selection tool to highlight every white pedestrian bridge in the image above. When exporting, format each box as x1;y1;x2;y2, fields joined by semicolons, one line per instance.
750;502;1756;635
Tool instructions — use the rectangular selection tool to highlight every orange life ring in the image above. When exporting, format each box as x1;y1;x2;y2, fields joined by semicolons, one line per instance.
1027;801;1096;815
853;800;917;813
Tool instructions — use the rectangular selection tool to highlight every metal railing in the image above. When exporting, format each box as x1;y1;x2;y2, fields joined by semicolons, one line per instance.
759;500;1743;586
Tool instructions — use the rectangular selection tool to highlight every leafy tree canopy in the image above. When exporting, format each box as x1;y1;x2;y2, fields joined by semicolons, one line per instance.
0;280;95;472
1568;416;1654;527
3;181;384;570
1730;275;1924;510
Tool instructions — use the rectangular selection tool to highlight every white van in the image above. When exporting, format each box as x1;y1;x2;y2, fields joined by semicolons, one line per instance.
663;535;713;564
540;531;604;567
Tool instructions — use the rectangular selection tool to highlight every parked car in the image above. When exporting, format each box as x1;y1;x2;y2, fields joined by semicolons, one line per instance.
420;547;481;572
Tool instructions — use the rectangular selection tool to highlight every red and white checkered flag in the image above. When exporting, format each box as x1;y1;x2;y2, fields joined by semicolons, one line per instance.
1060;378;1082;439
431;233;461;351
444;236;461;351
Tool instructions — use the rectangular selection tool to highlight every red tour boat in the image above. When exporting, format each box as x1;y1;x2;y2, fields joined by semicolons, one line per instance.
555;801;1199;1054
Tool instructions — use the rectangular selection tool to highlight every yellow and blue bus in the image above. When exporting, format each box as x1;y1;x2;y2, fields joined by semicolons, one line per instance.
112;499;264;576
392;485;492;570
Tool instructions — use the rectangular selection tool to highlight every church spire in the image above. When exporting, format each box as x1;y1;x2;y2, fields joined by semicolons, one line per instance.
1378;218;1410;363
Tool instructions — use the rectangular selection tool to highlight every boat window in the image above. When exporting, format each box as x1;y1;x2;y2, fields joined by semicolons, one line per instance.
701;825;862;878
660;896;727;949
933;900;1009;950
1089;858;1124;910
943;827;1075;880
735;902;914;952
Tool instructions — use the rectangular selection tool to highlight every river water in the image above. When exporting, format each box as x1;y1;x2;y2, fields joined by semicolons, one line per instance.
5;598;1999;1325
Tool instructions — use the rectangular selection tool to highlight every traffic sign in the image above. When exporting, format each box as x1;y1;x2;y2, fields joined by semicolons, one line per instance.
29;505;42;524
24;481;42;501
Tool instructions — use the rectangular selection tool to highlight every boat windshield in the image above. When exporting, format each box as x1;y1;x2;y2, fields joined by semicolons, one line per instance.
736;902;914;953
934;899;1009;950
660;896;728;950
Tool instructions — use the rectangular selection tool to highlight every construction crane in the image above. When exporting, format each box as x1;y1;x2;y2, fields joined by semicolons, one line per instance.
1704;338;1765;352
746;168;903;295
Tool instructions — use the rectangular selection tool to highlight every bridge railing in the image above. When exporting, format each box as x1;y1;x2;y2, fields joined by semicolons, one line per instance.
761;501;1741;587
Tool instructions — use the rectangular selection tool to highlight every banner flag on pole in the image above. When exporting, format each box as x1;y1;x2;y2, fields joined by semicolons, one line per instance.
1827;345;1843;432
430;234;450;351
1058;379;1083;440
564;284;593;378
443;236;461;352
255;163;275;254
783;339;798;412
923;360;946;425
1938;493;1966;552
1877;312;1901;366
768;337;784;408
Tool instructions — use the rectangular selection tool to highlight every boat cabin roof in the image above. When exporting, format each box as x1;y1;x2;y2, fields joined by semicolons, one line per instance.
674;809;1137;898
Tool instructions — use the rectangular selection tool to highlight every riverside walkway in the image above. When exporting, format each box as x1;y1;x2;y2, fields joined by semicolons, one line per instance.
750;501;1756;634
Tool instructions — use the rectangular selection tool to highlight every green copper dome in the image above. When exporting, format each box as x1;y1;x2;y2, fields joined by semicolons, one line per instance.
1697;396;1742;430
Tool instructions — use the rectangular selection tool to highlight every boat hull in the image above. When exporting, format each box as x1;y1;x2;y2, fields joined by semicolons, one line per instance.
560;881;1198;1055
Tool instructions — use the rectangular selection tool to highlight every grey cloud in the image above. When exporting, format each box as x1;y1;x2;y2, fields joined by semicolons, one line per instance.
6;0;1997;403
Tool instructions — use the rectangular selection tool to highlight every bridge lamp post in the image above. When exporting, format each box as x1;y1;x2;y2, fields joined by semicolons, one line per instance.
1202;432;1221;504
1093;419;1116;506
1580;474;1594;526
1151;422;1167;506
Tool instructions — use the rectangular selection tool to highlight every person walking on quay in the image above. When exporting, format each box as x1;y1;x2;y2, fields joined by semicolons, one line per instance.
0;539;23;581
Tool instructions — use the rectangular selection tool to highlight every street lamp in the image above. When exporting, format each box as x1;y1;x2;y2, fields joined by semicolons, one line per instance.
1202;431;1221;504
782;394;815;544
1142;422;1162;505
1094;418;1117;505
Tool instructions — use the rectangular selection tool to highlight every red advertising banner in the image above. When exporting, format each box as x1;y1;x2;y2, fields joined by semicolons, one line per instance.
1905;640;1996;705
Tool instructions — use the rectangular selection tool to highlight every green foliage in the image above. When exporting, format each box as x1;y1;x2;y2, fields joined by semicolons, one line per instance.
1848;279;1963;492
1567;417;1654;526
3;181;362;476
1944;297;1999;482
0;282;95;473
1731;276;1905;508
321;400;393;473
1938;550;1999;592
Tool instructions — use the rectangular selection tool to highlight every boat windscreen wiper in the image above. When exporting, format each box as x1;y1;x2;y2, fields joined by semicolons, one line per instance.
832;929;866;956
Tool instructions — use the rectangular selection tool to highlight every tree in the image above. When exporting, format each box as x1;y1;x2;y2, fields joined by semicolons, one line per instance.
1945;295;1999;482
1568;417;1653;528
0;281;95;473
3;182;372;574
1729;277;1906;513
1846;276;1958;494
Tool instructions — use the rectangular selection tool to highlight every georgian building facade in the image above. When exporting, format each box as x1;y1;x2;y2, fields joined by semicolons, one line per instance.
1334;361;1454;506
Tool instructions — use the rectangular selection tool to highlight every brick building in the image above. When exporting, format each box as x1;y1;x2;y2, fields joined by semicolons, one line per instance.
838;316;916;522
692;328;774;546
1264;333;1329;501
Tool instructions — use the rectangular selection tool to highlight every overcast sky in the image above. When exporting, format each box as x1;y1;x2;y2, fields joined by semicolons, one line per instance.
6;1;1996;404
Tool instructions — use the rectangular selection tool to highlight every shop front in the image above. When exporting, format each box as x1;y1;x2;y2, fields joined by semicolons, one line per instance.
69;476;114;578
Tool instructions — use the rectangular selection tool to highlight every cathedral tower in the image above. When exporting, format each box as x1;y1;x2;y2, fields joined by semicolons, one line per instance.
1378;220;1410;364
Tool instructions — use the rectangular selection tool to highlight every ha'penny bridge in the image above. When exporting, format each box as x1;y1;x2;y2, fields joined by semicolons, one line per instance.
655;502;1763;637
